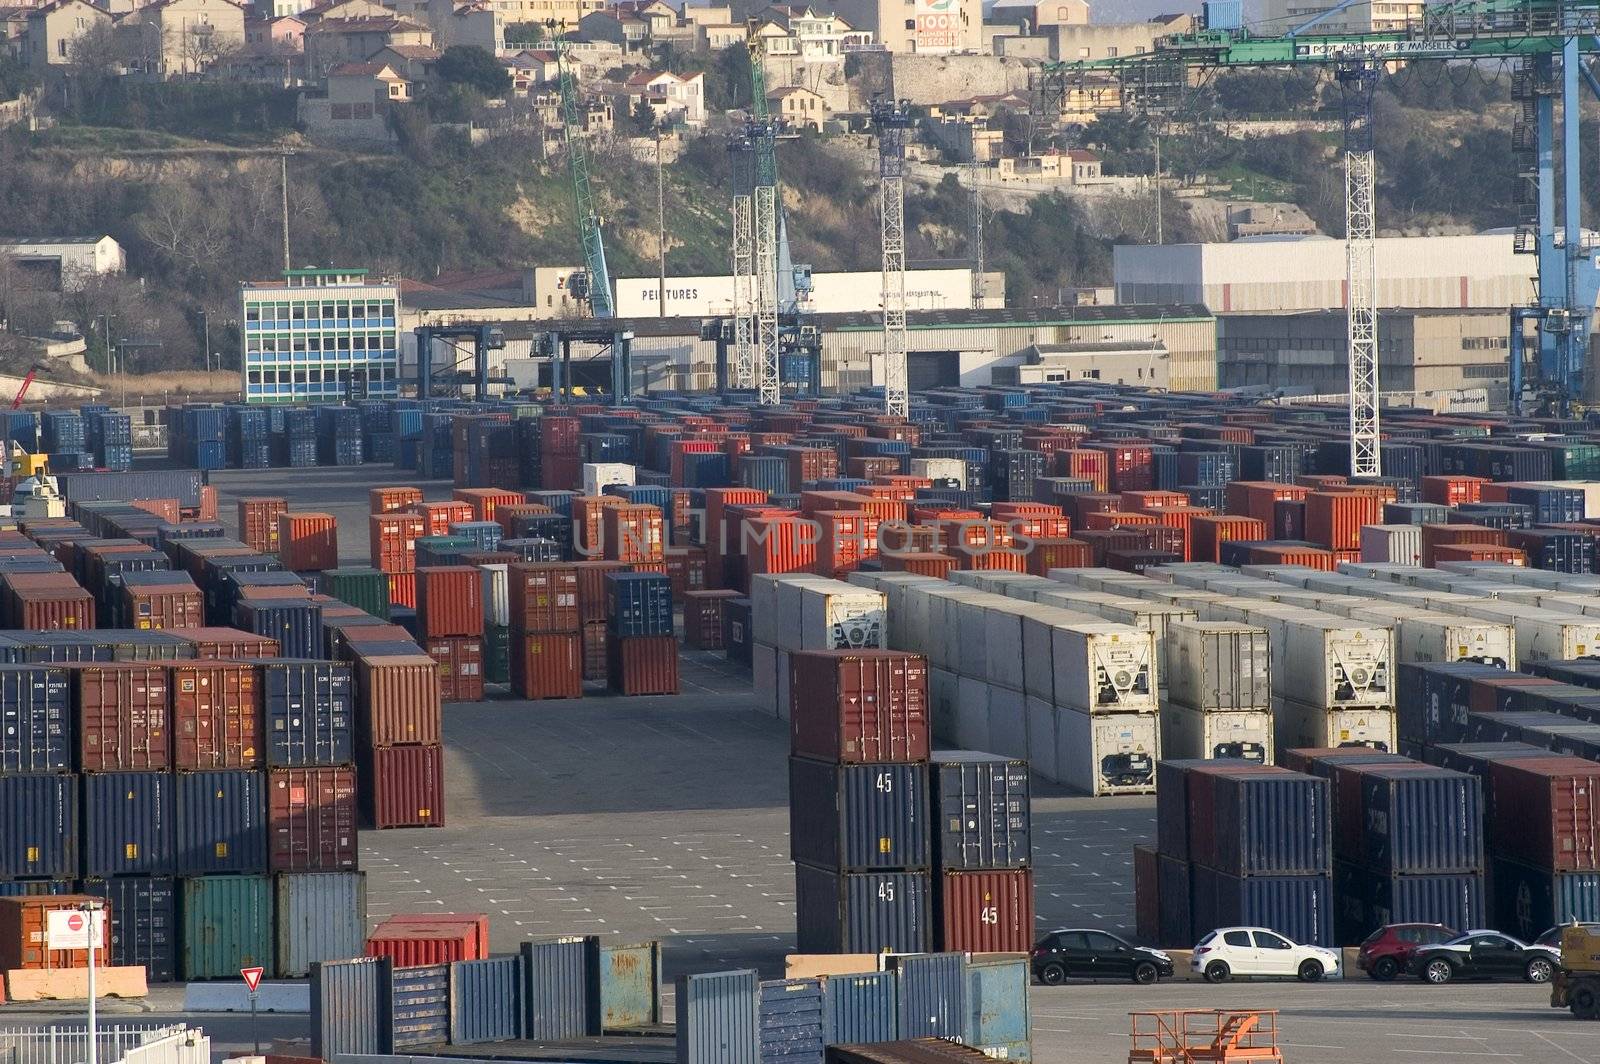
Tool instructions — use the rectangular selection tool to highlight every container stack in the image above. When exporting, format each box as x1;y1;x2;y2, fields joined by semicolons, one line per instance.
43;409;89;470
1159;621;1273;764
168;406;226;471
507;562;582;700
790;648;933;954
277;408;318;468
87;411;133;471
238;497;288;555
350;644;444;830
749;575;888;721
604;571;678;695
1143;761;1334;949
278;512;339;573
228;407;272;469
929;751;1033;953
416;566;485;702
316;406;364;467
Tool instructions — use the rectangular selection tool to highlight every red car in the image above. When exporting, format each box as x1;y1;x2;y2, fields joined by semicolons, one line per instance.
1357;923;1460;980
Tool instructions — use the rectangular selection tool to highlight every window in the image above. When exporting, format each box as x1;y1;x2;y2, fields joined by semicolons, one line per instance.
76;16;86;28
1083;932;1122;953
1253;932;1292;950
245;308;261;322
248;371;261;384
292;305;305;321
1057;932;1090;950
58;39;68;58
1107;46;1117;57
1222;931;1252;948
905;18;914;28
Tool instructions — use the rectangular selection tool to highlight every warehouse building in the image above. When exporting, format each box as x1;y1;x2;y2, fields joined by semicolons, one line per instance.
1218;308;1513;406
612;267;1004;317
240;268;401;404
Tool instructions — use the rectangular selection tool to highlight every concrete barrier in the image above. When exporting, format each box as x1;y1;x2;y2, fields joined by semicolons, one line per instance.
182;982;310;1013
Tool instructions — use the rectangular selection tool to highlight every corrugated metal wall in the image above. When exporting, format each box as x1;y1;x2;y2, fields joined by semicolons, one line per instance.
893;953;966;1040
449;956;524;1045
675;970;759;1064
824;971;898;1046
521;937;593;1039
277;871;367;978
311;956;391;1058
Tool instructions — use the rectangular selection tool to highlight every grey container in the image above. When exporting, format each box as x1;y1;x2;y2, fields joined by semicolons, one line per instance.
758;978;824;1064
311;956;392;1058
276;871;367;978
450;955;524;1045
599;940;664;1031
930;751;1030;870
824;970;898;1045
1356;765;1485;876
522;936;593;1040
789;757;929;872
794;864;929;954
964;955;1031;1061
0;773;77;879
174;769;266;874
391;963;451;1049
1167;621;1272;712
82;771;173;877
676;969;759;1064
892;953;966;1040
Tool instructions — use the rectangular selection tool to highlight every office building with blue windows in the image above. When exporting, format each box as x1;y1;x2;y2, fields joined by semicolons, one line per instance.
240;267;400;403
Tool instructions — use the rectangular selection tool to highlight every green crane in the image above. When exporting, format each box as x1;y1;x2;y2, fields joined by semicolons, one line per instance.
551;24;613;318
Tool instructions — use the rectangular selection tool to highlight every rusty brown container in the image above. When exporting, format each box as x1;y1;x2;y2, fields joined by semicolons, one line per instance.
130;498;181;523
170;661;262;770
171;627;281;660
452;488;522;523
4;572;95;630
936;869;1035;953
370;487;424;515
267;766;358;871
121;576;204;631
278;512;339;572
71;663;171;771
580;621;608;682
411;500;474;538
789;650;930;764
602;504;665;563
1487;756;1600;872
238;498;288;554
353;654;442;747
0;895;111;971
359;743;444;829
510;632;583;700
508;563;580;633
572;560;626;623
369;513;426;574
424;635;485;702
415;566;484;638
606;635;679;696
684;590;742;649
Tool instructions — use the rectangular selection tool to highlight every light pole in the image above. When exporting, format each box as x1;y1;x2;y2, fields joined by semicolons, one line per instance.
200;309;211;373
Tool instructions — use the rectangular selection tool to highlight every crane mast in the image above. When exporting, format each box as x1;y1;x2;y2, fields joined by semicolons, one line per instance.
1339;63;1381;477
872;98;914;419
729;142;756;389
747;30;781;405
552;26;612;318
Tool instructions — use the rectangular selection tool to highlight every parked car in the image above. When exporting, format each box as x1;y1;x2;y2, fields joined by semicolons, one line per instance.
1031;928;1176;985
1356;923;1460;981
1191;927;1340;983
1409;931;1560;985
1535;923;1600;951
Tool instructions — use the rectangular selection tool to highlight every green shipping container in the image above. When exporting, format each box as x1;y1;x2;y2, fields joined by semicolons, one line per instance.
183;875;274;980
324;567;391;620
1550;443;1600;479
485;625;510;685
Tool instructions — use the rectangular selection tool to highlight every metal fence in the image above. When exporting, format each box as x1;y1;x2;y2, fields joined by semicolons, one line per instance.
0;1024;201;1064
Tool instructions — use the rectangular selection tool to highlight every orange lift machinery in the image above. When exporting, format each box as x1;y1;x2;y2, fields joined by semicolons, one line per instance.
1129;1009;1284;1064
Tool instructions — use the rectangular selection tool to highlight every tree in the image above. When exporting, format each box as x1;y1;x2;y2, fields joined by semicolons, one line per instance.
0;52;36;104
504;21;543;46
435;45;511;98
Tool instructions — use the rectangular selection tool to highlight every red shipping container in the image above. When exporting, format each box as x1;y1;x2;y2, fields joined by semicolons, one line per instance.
1058;449;1109;492
130;498;181;523
172;627;281;660
1485;756;1599;872
508;563;580;632
1121;490;1189;513
4;573;94;630
1191;515;1268;563
1023;538;1093;575
415;566;484;638
121;578;203;630
789;650;929;763
684;590;740;649
171;661;260;770
814;510;881;577
1225;481;1311;526
572;561;626;624
664;547;707;598
742;516;818;589
268;766;358;872
278;513;339;572
71;663;170;771
879;524;941;553
880;551;956;578
197;485;219;522
602;504;665;563
388;571;417;609
607;635;679;695
425;635;485;702
453;488;522;523
360;743;444;829
1245;543;1336;570
1305;491;1381;551
365;923;476;965
1421;523;1508;568
370;487;424;515
370;513;426;574
539;415;581;457
379;913;489;959
408;501;471;538
511;632;584;699
1431;543;1525;566
937;869;1035;953
1083;510;1157;530
581;621;608;682
354;654;442;746
238;498;288;554
0;895;111;971
1422;475;1486;507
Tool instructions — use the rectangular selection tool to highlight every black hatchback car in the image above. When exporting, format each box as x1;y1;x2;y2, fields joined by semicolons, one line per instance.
1032;928;1176;985
1409;931;1560;984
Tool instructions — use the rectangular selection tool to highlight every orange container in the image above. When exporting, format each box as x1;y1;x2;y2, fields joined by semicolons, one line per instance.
663;546;707;598
510;632;583;699
509;563;580;632
1120;490;1189;513
424;635;484;702
1245;543;1336;571
1421;523;1507;567
3;573;94;630
452;488;522;523
1084;510;1157;530
1058;450;1109;491
410;501;473;538
197;485;219;522
572;495;627;557
278;513;338;571
1296;474;1347;490
121;576;203;630
370;513;426;574
882;551;958;578
1191;515;1267;563
814;510;881;577
1431;543;1526;566
0;895;111;971
741;516;818;589
170;661;261;770
238;498;288;554
602;503;665;563
129;498;181;523
416;566;485;638
370;487;424;515
171;627;281;660
1023;538;1094;575
607;634;679;695
388;571;417;609
1305;491;1381;551
1421;475;1487;507
1225;481;1310;526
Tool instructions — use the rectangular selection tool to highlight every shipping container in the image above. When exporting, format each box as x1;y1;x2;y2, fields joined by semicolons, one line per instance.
416;566;485;638
597;939;663;1030
677;970;759;1064
262;659;354;768
1165;621;1271;712
175;769;266;874
1190;866;1334;948
0;894;109;971
511;632;583;700
824;971;898;1046
235;597;323;661
83;876;176;983
0;773;77;878
1046;622;1157;715
1160;706;1273;763
367;924;478;967
117;571;204;630
170;661;260;770
354;653;442;746
1332;862;1485;945
606;572;674;637
309;956;390;1058
1490;856;1600;940
520;936;592;1039
360;743;444;828
936;868;1034;953
1344;764;1485;875
0;663;70;773
181;874;273;980
789;758;929;872
789;650;930;764
1049;708;1157;796
1485;756;1599;872
1187;765;1331;877
891;953;965;1040
450;955;525;1045
82;771;172;876
71;662;170;771
390;962;451;1048
607;635;679;695
508;563;581;632
758;978;825;1064
793;864;929;954
277;871;367;979
929;751;1029;870
963;955;1031;1061
239;498;289;554
268;766;358;872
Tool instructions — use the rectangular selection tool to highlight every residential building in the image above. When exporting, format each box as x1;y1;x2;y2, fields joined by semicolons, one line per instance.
621;68;704;125
825;0;978;53
0;236;125;291
501;46;556;90
1;7;32;54
298;58;409;140
767;84;827;130
21;0;111;69
700;20;740;48
370;40;437;84
1049;12;1192;62
230;14;305;81
530;88;611;154
1224;203;1318;241
750;4;869;60
441;0;502;53
986;0;1086;33
243;12;302;45
302;13;429;78
295;0;388;22
1262;0;1421;34
116;0;247;77
607;0;671;33
240;268;401;403
681;2;729;26
923;114;1003;163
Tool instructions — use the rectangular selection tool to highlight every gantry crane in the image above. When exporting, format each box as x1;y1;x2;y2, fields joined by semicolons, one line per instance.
1038;0;1600;433
746;26;781;404
871;97;915;418
550;23;613;319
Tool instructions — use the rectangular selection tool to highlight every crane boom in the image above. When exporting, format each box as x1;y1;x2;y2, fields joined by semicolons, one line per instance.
552;27;613;318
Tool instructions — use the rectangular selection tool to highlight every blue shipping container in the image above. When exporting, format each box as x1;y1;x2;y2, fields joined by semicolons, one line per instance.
893;953;966;1040
931;751;1030;871
174;770;266;874
823;971;897;1046
788;758;929;872
1356;766;1485;875
1332;862;1486;945
450;955;524;1045
599;940;663;1031
1203;769;1331;877
1491;857;1600;941
676;970;759;1064
392;963;451;1048
83;772;173;876
964;956;1031;1061
0;663;70;773
312;956;392;1058
261;660;354;768
606;572;674;638
794;865;929;954
1156;853;1193;949
0;773;77;878
521;936;593;1039
758;979;824;1064
1190;866;1335;948
83;876;178;983
236;599;323;661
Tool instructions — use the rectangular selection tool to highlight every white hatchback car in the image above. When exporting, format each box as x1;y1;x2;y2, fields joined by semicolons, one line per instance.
1192;926;1341;983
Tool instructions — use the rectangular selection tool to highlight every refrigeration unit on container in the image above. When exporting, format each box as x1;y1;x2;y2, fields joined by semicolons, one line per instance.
1264;613;1393;709
1345;606;1517;671
1450;601;1600;662
930;751;1030;870
752;576;888;651
1165;621;1271;713
788;649;930;764
1050;708;1157;796
1160;705;1272;763
1044;621;1157;715
789;758;929;871
793;863;929;954
1273;698;1397;753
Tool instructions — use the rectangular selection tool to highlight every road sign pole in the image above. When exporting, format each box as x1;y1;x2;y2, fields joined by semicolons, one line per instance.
240;965;266;1053
85;904;97;1064
251;990;260;1054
